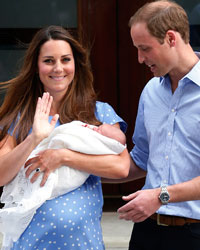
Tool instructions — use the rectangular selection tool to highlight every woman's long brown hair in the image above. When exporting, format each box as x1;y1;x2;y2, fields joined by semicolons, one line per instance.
0;26;100;145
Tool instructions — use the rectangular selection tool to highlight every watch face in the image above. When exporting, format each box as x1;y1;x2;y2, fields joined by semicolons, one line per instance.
160;192;170;202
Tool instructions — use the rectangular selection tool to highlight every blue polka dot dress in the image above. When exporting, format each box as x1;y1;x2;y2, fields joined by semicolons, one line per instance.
12;102;127;250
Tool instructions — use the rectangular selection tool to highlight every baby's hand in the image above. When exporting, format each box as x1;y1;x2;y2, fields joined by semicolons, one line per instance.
82;123;99;132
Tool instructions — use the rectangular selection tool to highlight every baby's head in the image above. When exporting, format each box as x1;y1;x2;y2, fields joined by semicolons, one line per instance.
94;124;126;145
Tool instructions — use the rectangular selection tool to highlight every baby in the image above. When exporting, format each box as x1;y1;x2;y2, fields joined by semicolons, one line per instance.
85;122;126;145
0;121;126;247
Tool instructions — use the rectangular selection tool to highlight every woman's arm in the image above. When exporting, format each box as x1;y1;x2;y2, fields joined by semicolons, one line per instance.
60;148;131;179
25;147;131;187
24;122;131;186
0;93;58;186
0;133;42;186
102;156;146;183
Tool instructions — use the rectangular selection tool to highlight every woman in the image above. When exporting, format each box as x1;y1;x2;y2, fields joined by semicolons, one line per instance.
0;26;130;249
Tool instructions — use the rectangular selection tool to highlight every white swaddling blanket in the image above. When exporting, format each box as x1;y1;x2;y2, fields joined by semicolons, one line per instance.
0;121;126;249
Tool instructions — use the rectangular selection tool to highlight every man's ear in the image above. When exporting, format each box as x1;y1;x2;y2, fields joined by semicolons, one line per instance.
165;30;176;47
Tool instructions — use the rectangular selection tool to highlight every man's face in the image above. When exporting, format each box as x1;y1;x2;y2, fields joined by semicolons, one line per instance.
130;22;174;77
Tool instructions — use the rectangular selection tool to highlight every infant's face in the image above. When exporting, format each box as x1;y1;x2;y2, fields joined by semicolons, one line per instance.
97;124;114;137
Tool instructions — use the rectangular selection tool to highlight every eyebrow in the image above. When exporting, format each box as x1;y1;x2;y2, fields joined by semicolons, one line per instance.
42;54;72;58
138;45;149;48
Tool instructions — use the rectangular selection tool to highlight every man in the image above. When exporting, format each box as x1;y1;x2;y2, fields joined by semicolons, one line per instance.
117;1;200;249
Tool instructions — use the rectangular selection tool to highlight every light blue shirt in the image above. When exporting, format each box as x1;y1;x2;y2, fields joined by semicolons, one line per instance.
130;59;200;219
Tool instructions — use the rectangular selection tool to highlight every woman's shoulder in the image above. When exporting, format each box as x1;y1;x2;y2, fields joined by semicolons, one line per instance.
95;100;113;110
95;100;110;107
95;101;118;116
95;101;127;132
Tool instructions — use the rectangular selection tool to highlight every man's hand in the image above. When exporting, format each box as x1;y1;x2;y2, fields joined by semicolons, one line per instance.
117;188;161;222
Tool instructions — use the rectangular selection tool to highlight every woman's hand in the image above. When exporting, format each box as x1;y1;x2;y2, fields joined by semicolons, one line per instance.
32;92;59;143
25;148;63;186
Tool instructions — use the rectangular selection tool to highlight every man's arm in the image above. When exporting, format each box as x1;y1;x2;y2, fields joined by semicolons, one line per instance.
118;166;200;223
166;176;200;202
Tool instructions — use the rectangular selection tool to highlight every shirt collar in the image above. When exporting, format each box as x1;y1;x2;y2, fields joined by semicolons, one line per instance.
159;52;200;87
184;55;200;86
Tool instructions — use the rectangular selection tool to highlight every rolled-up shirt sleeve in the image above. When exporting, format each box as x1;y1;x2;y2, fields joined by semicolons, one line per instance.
130;92;149;171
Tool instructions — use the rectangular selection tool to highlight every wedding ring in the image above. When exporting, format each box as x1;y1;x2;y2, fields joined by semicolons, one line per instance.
36;168;41;173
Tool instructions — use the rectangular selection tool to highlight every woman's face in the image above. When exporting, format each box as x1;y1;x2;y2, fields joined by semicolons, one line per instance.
38;39;75;97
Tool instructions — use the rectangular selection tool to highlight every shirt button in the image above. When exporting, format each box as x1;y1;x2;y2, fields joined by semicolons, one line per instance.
165;155;169;159
168;132;171;136
171;108;175;112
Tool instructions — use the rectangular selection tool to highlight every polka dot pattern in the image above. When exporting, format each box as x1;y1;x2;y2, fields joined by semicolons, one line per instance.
12;102;126;250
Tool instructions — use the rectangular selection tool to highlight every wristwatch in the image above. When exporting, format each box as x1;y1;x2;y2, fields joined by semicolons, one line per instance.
159;186;170;205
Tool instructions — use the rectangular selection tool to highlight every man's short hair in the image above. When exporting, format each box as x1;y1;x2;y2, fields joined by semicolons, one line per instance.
129;0;190;44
